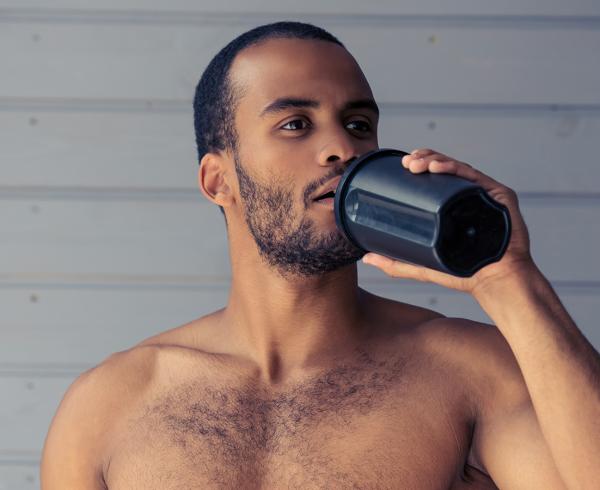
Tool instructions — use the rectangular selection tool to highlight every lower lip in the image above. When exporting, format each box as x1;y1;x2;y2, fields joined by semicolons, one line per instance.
314;197;335;210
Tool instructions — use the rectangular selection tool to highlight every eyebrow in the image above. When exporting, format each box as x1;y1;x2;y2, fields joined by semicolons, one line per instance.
259;97;380;118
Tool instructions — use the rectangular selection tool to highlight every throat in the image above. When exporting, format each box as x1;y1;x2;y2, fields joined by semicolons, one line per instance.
222;282;366;384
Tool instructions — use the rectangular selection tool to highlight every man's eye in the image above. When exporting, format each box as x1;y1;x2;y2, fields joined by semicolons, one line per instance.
280;119;310;130
347;120;371;132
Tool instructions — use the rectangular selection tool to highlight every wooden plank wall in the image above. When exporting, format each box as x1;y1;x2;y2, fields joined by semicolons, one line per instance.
1;1;599;487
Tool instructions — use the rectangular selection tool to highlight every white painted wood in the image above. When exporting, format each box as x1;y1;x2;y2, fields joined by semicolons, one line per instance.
0;109;200;189
0;464;39;490
1;22;599;104
0;377;72;453
0;286;229;365
0;197;230;278
1;0;599;16
378;111;600;193
1;109;597;193
0;197;598;281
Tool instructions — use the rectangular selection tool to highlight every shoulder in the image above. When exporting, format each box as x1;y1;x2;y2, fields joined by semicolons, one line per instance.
41;345;161;488
135;309;224;351
414;316;528;401
54;344;162;425
366;290;526;397
365;288;510;369
363;290;524;394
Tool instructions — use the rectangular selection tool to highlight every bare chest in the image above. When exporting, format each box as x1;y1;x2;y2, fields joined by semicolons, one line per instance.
104;354;491;489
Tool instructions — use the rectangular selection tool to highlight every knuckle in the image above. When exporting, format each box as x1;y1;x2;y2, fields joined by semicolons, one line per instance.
413;148;434;156
502;185;512;193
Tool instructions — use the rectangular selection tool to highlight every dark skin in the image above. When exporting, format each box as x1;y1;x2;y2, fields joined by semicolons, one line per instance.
41;37;599;489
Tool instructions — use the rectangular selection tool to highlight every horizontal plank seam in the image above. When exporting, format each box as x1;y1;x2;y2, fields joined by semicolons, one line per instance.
0;274;232;288
1;9;600;28
0;460;39;466
0;449;40;465
0;368;90;378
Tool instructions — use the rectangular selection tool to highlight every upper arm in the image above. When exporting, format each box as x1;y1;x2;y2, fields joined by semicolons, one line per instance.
464;320;567;489
41;347;156;489
40;369;107;489
474;399;566;489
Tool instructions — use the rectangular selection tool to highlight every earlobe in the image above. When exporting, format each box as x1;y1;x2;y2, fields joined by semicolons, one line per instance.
198;153;233;207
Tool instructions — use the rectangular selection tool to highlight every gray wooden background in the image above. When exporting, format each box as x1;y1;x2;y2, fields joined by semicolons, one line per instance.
1;1;600;488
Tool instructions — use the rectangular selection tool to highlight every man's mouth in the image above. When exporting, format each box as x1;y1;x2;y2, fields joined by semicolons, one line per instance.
312;176;341;204
314;189;336;202
313;189;336;210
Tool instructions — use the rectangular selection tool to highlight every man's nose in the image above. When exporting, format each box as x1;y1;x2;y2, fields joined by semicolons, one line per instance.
316;128;360;167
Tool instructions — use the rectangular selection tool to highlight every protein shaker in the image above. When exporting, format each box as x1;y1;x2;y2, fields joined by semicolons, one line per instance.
334;148;511;277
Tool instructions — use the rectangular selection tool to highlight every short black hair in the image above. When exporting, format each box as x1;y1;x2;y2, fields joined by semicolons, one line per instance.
192;21;345;216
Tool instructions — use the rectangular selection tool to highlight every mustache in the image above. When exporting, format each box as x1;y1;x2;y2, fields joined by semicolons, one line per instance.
302;165;348;208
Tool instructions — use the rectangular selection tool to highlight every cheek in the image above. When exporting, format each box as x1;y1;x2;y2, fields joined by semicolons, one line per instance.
236;123;314;198
246;142;310;184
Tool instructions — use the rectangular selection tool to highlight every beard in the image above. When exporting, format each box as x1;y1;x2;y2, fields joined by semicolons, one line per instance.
233;152;365;278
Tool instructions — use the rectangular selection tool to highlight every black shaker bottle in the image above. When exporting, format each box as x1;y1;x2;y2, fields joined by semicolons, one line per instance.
333;148;511;277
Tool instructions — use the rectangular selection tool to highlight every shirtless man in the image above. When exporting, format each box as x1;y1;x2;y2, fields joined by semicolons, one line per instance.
41;21;600;489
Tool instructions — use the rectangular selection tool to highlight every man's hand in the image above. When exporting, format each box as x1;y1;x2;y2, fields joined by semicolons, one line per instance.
362;147;535;296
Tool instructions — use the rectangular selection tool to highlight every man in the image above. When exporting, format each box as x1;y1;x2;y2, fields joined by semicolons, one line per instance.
41;21;599;489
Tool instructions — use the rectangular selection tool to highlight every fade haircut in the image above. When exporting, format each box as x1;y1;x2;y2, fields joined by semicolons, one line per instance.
192;21;345;216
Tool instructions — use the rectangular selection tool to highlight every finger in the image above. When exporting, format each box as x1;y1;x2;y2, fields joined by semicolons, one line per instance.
420;153;454;166
423;153;470;168
407;157;430;173
411;148;437;158
428;159;503;190
401;154;429;173
403;151;451;172
407;157;451;174
402;154;425;168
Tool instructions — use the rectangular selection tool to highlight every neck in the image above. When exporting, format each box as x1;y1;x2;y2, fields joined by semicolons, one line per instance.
220;247;368;386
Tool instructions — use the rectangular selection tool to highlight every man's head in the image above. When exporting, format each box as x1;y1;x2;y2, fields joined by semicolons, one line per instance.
193;21;379;277
194;22;346;169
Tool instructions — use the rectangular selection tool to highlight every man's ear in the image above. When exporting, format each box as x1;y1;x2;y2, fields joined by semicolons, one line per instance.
197;152;234;208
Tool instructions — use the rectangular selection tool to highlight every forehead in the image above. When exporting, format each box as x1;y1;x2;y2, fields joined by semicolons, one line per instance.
229;37;373;114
